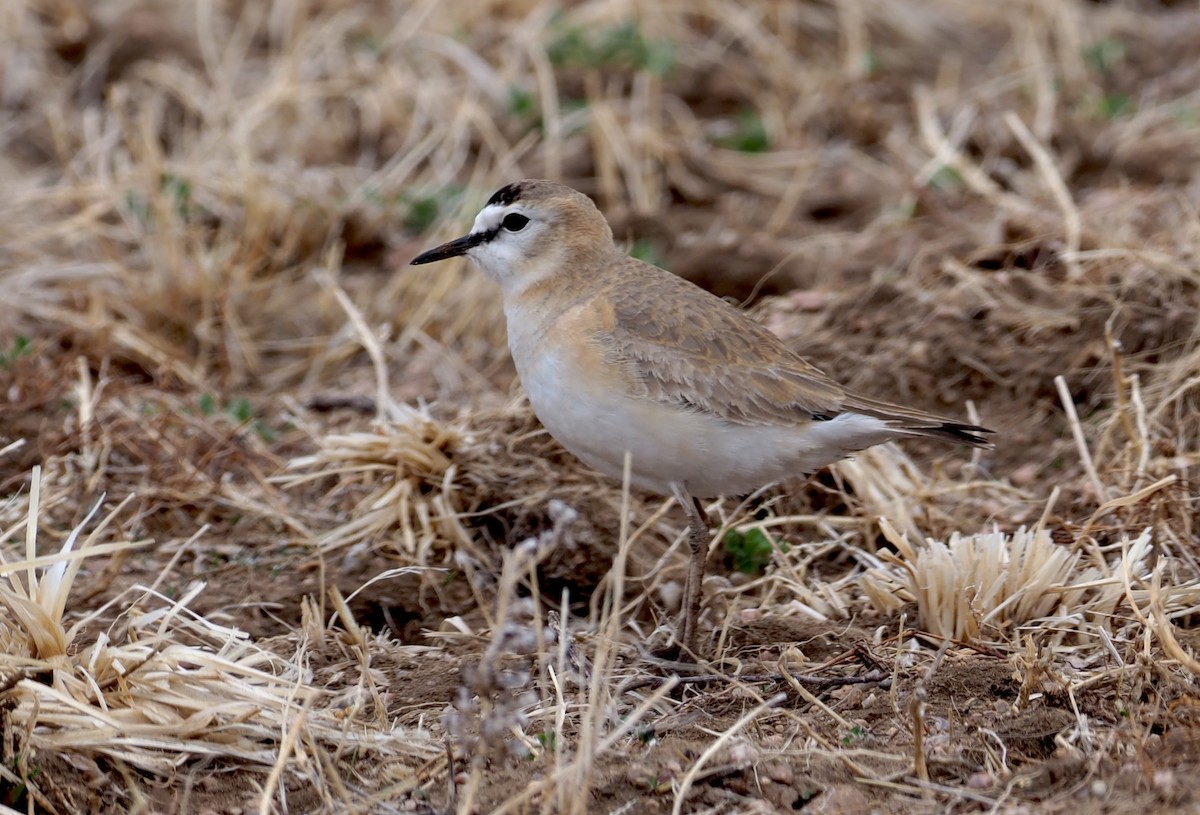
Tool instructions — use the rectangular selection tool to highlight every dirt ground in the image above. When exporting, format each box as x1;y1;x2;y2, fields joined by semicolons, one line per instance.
2;1;1199;813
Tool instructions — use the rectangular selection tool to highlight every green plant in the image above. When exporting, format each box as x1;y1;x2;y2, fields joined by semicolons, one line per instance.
717;110;770;153
1083;38;1126;75
928;165;964;191
403;187;464;234
403;194;444;234
229;396;255;424
723;527;787;575
547;20;675;76
841;724;867;746
1095;92;1132;119
197;394;279;442
0;335;31;369
160;172;193;217
862;51;882;75
628;239;667;269
507;85;537;119
155;172;210;222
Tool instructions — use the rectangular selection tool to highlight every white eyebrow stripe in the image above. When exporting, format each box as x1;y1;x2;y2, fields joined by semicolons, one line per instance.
470;204;505;235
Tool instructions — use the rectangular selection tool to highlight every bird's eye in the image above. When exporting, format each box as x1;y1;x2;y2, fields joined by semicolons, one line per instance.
502;213;530;232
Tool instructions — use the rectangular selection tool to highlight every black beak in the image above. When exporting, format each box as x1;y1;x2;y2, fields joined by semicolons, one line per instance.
410;232;484;265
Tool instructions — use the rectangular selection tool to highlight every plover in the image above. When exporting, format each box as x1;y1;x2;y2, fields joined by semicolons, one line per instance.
412;179;991;653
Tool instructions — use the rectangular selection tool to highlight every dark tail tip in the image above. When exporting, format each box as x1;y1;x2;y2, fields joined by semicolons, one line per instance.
924;422;994;447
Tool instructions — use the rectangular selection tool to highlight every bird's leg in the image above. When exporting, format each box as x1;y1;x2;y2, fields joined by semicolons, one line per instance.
672;485;712;655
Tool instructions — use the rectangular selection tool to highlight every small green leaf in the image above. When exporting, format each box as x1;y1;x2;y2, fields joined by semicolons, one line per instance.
125;191;150;224
629;239;667;269
0;335;31;369
252;420;277;443
361;185;385;206
547;20;675;76
723;527;785;575
642;40;676;76
400;186;464;235
356;34;383;55
717;110;770;153
228;396;254;424
404;196;442;233
160;172;204;220
928;165;964;191
1083;39;1126;75
1095;93;1132;119
161;173;191;209
507;86;537;119
841;724;867;746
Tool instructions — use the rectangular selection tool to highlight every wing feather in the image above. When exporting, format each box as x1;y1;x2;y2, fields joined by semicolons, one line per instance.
589;259;991;446
598;268;845;425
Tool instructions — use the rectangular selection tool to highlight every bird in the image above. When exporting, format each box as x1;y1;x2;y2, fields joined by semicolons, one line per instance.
411;179;991;654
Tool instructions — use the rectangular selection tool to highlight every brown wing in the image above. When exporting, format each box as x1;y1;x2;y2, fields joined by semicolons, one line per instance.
596;261;847;426
593;257;992;445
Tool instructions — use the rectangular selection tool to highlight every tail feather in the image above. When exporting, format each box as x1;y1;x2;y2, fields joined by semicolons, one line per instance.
841;395;993;448
897;421;992;447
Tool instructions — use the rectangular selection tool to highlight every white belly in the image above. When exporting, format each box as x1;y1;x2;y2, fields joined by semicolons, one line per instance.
512;340;894;499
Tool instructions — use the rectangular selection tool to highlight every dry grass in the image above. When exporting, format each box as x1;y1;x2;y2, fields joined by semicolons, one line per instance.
2;0;1199;812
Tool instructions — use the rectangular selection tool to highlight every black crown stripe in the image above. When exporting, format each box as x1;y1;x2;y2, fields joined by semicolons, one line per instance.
486;182;523;207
